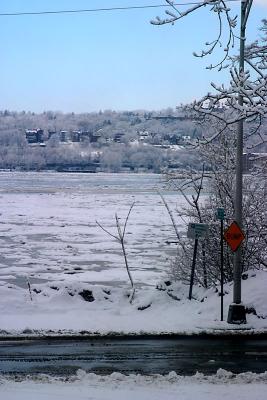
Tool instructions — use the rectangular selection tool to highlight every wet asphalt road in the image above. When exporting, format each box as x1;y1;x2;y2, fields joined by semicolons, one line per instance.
0;336;267;375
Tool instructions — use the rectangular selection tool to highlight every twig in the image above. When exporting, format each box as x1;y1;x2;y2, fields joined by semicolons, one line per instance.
27;277;33;301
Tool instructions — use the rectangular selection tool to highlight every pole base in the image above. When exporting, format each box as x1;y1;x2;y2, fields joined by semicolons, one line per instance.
227;303;247;324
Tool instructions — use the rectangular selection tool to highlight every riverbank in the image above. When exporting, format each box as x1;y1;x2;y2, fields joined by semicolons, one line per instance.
0;172;265;337
1;270;266;337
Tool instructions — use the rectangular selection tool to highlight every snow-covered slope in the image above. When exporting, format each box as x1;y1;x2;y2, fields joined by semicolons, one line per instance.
0;270;266;335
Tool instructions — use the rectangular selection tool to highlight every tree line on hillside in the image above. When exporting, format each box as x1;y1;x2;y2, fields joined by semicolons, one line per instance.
0;109;202;172
0;108;265;172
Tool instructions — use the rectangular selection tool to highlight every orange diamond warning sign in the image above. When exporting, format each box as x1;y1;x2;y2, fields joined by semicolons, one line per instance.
224;221;245;252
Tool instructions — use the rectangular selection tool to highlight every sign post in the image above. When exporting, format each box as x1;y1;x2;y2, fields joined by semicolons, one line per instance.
216;208;225;321
188;238;198;300
224;221;246;324
187;223;209;300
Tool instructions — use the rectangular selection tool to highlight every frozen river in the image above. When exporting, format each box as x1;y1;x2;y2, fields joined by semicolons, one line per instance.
0;172;183;289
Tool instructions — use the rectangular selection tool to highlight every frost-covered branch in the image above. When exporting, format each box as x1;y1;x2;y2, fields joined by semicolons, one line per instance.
190;18;267;141
151;0;237;70
152;1;267;146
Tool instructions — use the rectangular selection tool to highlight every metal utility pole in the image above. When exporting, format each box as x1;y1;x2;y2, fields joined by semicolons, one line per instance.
227;0;253;324
220;217;224;321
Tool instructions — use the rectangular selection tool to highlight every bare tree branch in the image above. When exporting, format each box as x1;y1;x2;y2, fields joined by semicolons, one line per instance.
95;220;119;241
96;203;136;303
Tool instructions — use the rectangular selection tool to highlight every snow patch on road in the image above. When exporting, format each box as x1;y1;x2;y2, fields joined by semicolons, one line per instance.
1;370;267;400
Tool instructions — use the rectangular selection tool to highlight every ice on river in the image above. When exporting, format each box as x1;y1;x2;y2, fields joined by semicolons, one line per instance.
0;171;184;288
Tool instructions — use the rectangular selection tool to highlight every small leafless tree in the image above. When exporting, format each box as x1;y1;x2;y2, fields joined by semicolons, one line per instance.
96;202;136;303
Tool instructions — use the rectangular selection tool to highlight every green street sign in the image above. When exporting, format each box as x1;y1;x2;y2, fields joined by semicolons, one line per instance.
216;208;225;220
187;222;209;240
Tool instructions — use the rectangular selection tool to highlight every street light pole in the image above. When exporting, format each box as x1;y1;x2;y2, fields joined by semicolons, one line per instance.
227;0;253;324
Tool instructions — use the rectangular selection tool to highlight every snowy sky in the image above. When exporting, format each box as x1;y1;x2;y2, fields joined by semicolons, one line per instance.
0;0;266;113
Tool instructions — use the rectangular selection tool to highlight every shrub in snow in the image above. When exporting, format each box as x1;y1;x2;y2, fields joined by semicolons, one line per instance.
163;132;266;289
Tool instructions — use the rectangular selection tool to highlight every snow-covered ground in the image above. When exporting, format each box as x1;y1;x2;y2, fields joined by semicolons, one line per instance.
1;269;266;335
1;370;267;400
0;172;266;335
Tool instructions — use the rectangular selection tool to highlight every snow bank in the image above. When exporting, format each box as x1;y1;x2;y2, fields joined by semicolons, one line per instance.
1;370;267;400
0;269;266;335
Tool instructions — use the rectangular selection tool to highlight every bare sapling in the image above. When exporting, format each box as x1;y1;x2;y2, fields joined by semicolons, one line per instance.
158;191;180;243
27;277;33;301
96;202;136;303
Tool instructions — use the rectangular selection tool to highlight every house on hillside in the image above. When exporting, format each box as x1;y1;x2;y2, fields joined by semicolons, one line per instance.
69;130;101;143
114;133;125;143
163;133;181;145
59;131;69;142
25;129;44;144
138;130;150;142
87;131;101;143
